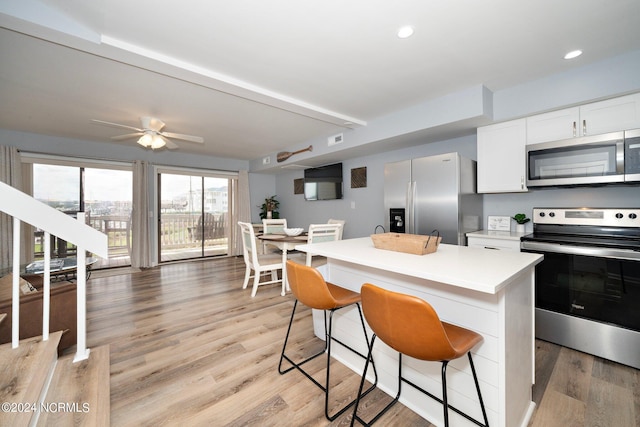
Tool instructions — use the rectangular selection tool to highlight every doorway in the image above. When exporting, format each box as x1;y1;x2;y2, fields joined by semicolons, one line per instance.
158;171;233;262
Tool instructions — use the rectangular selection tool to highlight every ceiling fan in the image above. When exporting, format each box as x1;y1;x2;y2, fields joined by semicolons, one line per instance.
91;117;204;150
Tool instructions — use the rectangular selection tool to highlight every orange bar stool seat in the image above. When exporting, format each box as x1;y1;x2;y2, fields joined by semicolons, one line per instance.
351;283;490;427
278;260;378;421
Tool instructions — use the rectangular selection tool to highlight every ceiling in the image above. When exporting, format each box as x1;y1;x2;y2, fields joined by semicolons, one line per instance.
1;0;640;166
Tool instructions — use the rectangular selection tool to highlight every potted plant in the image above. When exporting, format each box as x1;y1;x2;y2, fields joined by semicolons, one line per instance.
259;195;280;220
512;213;530;232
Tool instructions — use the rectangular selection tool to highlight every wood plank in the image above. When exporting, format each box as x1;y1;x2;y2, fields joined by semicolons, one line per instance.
584;377;635;427
530;389;585;427
0;331;62;427
38;344;110;426
546;346;594;402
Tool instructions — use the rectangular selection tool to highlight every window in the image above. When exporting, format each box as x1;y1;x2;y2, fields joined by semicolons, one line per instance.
26;158;133;268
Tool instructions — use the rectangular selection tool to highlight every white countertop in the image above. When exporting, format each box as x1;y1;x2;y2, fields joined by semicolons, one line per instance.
297;237;543;294
466;230;530;241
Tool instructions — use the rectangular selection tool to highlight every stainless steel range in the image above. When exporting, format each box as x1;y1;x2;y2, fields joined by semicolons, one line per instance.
521;207;640;369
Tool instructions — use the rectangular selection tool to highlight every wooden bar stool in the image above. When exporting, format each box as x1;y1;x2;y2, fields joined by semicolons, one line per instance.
278;260;378;421
351;283;490;427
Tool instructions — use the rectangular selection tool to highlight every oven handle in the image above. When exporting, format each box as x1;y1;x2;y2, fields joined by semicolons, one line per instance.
521;241;640;261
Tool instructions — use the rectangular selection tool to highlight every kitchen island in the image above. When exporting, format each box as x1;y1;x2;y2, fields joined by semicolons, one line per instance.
296;237;543;427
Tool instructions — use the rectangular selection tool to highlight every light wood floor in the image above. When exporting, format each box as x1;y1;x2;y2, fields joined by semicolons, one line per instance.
81;257;639;426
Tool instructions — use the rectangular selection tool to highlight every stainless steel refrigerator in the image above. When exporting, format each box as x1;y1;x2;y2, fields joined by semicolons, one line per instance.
384;152;483;245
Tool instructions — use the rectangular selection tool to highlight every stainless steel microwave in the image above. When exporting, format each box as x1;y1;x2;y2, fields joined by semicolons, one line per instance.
526;129;640;187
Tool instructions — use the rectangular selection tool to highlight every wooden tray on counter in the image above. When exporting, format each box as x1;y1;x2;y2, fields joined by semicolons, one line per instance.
370;232;441;255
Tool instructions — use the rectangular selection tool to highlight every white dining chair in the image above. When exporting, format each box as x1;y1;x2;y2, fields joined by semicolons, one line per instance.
305;223;342;266
262;218;287;253
238;221;284;297
327;218;345;240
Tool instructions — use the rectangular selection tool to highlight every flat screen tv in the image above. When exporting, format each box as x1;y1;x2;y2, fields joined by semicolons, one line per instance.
304;163;343;201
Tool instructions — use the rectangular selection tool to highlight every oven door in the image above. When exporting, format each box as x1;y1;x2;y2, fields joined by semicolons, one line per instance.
521;241;640;332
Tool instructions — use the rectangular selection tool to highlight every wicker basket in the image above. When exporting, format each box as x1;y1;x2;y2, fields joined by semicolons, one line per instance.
370;232;442;255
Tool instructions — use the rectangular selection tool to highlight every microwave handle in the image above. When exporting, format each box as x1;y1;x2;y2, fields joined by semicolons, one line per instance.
616;141;625;173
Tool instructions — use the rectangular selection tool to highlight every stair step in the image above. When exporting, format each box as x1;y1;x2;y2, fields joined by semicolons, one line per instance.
37;344;110;426
0;331;62;427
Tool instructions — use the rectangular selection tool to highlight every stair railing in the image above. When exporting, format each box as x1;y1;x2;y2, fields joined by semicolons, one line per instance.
1;181;108;362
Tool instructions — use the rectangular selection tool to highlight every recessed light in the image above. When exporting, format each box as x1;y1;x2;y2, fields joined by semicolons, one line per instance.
564;50;583;60
397;26;414;39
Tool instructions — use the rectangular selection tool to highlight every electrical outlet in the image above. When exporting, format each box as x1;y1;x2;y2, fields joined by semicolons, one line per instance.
328;133;344;146
262;156;271;165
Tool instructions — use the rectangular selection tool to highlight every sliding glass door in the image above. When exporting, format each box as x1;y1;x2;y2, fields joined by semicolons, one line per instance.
158;171;232;262
31;162;133;268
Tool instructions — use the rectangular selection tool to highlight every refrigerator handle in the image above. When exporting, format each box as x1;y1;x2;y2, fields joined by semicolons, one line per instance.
407;181;416;234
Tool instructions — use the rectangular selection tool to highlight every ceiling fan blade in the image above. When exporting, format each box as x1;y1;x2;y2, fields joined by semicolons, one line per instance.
141;117;165;132
161;132;204;143
164;138;179;150
111;132;143;141
91;119;142;133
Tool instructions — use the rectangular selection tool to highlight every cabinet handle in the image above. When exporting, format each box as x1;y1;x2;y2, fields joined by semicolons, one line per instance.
572;121;577;137
521;175;525;190
583;119;587;135
484;246;500;250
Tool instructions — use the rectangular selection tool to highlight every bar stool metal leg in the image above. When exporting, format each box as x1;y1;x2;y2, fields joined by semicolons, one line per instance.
351;343;490;427
279;300;378;421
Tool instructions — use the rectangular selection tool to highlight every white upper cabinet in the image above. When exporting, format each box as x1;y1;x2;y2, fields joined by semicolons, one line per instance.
579;93;640;135
526;107;579;144
526;93;640;144
477;118;527;193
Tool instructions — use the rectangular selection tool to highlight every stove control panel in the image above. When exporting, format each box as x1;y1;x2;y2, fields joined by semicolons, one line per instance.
533;208;640;227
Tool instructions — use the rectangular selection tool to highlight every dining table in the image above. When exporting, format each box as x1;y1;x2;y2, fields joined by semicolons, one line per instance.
256;232;309;292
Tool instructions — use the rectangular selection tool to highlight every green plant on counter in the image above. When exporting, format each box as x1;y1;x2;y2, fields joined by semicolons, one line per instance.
259;195;280;220
512;213;530;224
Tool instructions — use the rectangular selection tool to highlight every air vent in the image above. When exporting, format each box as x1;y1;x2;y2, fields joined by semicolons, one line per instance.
328;133;344;146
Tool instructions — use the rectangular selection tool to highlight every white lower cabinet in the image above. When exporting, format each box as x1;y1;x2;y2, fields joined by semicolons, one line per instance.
467;231;524;252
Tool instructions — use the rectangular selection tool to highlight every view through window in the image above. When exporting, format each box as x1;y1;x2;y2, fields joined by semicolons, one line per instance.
158;173;231;262
32;163;133;268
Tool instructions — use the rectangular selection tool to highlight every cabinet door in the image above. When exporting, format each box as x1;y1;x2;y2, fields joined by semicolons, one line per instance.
580;93;640;136
477;119;527;193
526;107;579;144
467;236;521;251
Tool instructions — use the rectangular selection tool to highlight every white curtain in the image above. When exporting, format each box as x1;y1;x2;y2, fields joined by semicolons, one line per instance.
0;145;23;269
131;160;151;268
231;170;251;256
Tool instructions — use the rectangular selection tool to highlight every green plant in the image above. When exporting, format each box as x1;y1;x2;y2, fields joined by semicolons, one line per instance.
259;195;280;220
512;213;530;225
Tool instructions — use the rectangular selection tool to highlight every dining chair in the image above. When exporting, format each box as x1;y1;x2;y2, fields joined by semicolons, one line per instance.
238;221;284;297
305;223;341;266
262;218;287;253
327;219;345;240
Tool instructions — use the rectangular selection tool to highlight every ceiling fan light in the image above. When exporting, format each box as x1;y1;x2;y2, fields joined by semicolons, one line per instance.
150;135;166;149
138;133;153;147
